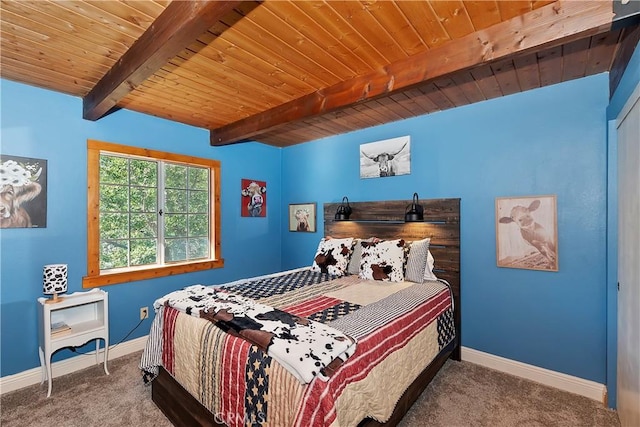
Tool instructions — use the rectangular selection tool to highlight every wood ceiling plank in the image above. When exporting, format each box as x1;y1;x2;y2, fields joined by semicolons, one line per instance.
351;102;392;125
513;52;541;91
389;92;425;117
180;41;307;101
120;1;167;19
0;5;130;58
470;65;504;99
0;40;107;83
450;71;486;104
361;1;428;57
168;52;290;107
264;1;371;76
395;1;450;48
157;60;278;115
560;37;591;81
433;77;471;107
326;1;408;63
403;88;440;114
211;26;333;89
497;1;533;21
210;1;615;145
1;68;91;96
294;1;389;68
54;0;155;38
84;0;159;29
463;1;501;31
30;1;138;46
428;0;476;40
189;33;317;97
0;21;119;69
490;59;521;95
83;1;254;121
372;97;415;120
537;45;563;86
610;25;640;96
586;29;622;75
1;56;94;91
243;4;351;80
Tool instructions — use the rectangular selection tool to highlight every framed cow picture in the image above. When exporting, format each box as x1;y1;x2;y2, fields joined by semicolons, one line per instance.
288;203;316;232
0;154;48;228
241;179;266;217
496;195;558;271
360;135;410;179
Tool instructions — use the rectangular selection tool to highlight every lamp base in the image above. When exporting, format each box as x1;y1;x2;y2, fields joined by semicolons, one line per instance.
44;293;64;304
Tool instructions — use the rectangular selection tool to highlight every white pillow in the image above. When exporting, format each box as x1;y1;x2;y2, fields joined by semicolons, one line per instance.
424;250;438;281
311;238;354;276
405;238;430;283
359;239;406;282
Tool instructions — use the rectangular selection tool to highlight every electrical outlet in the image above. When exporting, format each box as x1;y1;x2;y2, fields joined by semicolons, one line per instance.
140;306;149;320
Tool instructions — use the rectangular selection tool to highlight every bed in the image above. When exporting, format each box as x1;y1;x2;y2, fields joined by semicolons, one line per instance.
142;198;461;426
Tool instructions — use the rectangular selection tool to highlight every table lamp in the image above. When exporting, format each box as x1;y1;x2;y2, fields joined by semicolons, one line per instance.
43;264;68;304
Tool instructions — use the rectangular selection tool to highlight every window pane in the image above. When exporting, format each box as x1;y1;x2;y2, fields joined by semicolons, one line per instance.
165;214;187;238
165;238;187;262
100;184;128;212
188;214;208;237
130;213;157;238
188;190;208;213
130;187;156;213
100;156;128;184
188;167;209;190
130;239;157;266
129;159;157;187
165;189;187;213
100;240;128;270
165;164;187;188
100;213;129;239
188;237;209;259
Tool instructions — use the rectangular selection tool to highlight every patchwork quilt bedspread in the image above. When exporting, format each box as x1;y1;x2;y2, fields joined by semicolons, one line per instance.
141;268;455;427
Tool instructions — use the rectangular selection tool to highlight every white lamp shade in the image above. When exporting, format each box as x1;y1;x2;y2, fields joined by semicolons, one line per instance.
43;264;68;295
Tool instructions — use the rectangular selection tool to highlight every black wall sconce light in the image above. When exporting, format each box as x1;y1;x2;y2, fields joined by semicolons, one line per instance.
404;193;424;222
335;196;352;221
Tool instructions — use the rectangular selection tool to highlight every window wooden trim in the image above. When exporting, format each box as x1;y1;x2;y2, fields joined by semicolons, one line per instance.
83;139;223;288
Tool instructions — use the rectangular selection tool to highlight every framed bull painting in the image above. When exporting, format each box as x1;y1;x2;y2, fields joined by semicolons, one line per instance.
496;195;558;271
0;154;47;228
288;203;316;232
360;135;410;179
241;179;266;217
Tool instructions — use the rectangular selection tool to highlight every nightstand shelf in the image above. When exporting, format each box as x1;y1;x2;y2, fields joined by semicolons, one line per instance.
37;288;109;397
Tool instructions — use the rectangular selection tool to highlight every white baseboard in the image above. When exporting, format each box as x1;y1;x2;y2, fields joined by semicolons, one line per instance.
462;346;607;404
0;335;148;395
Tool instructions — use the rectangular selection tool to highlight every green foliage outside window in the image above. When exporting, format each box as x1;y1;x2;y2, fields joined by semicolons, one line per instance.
99;154;209;271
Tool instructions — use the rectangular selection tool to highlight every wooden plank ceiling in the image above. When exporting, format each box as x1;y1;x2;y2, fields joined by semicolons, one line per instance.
1;1;638;148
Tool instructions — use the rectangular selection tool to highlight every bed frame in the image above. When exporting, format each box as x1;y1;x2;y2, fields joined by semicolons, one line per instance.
152;198;461;427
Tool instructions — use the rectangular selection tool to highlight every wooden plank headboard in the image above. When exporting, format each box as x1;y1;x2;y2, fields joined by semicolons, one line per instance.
324;198;461;360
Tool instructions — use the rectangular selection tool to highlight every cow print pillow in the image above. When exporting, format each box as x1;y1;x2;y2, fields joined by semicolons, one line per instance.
359;239;407;282
311;237;354;277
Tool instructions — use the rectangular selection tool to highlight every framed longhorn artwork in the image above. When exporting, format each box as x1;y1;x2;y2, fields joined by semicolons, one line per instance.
360;135;410;179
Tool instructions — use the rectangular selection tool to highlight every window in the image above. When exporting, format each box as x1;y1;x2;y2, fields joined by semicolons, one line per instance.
84;140;223;287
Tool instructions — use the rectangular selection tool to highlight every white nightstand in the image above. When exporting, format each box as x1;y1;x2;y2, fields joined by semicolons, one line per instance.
37;288;109;397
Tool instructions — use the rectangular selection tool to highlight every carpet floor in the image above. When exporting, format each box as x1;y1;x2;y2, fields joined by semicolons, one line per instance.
1;351;620;427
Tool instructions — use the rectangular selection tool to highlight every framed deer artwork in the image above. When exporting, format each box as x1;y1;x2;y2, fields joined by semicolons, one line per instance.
0;154;47;228
359;135;410;179
496;195;558;272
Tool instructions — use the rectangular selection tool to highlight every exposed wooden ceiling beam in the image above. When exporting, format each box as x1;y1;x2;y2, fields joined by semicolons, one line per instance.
210;0;616;146
83;1;253;121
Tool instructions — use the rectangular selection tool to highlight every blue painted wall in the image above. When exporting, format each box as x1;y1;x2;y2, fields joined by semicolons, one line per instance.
0;80;283;376
281;74;610;384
